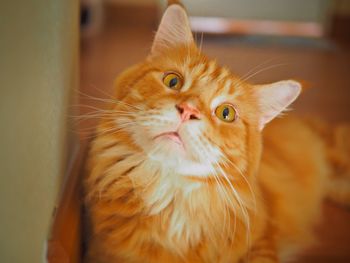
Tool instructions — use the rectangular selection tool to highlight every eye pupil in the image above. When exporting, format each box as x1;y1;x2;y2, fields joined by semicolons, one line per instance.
222;107;229;119
215;104;236;123
169;77;178;87
163;72;183;90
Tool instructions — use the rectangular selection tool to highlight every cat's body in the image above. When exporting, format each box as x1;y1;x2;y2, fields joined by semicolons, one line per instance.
84;3;350;263
85;115;331;263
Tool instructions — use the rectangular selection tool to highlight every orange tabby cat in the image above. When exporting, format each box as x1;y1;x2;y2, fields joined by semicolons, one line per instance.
84;3;350;263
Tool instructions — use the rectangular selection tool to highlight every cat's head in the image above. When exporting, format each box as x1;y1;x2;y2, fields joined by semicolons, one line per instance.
108;4;301;179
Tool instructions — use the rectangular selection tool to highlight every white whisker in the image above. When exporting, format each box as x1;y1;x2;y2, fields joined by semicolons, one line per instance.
192;134;235;242
78;90;143;110
235;63;287;88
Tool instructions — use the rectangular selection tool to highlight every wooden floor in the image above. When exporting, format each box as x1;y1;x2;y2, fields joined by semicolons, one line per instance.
80;18;350;263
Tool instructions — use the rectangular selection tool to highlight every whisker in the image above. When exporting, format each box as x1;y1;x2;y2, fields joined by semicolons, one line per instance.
72;104;138;114
236;63;288;88
237;57;282;84
193;135;235;241
221;154;257;213
205;137;255;246
215;163;251;246
199;32;204;52
78;90;143;110
74;118;137;132
79;122;136;140
86;84;115;100
72;112;135;120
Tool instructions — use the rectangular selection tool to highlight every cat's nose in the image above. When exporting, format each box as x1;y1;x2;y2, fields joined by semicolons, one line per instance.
175;102;201;121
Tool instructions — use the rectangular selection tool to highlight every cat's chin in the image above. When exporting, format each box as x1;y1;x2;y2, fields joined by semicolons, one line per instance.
150;135;186;160
145;139;213;177
147;134;192;169
154;131;184;148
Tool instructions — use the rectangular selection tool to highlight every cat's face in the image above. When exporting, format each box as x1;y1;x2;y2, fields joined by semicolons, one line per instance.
108;5;301;180
115;46;256;178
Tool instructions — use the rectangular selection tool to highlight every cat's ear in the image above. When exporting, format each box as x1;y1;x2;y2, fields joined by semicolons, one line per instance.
254;80;301;130
151;4;194;56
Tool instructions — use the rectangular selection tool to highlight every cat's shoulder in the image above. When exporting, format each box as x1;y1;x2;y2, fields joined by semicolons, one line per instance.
262;115;323;147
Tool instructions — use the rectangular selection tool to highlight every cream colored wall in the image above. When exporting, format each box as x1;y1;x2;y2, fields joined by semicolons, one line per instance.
0;1;79;262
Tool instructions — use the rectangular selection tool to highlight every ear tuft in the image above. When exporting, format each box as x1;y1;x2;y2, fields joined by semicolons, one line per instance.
255;80;301;130
151;5;194;56
168;0;185;8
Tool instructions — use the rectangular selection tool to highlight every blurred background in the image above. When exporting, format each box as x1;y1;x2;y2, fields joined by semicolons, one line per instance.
80;0;350;125
0;0;349;262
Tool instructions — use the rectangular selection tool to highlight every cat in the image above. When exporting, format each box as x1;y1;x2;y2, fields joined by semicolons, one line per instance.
84;2;350;263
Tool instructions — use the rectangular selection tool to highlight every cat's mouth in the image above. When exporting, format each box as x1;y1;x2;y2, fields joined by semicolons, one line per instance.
153;131;183;146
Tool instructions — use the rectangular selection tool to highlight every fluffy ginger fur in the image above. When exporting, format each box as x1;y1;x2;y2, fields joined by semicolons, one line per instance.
84;4;350;263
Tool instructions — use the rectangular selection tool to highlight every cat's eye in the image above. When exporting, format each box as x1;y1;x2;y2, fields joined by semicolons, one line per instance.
163;72;183;90
215;104;237;122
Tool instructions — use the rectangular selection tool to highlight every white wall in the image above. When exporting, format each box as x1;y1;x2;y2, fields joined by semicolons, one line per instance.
0;1;79;262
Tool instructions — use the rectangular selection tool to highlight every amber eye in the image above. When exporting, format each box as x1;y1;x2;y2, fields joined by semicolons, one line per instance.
163;72;183;90
215;104;237;122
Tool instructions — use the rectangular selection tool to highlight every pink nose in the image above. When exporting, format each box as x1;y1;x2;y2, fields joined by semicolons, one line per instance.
175;103;201;122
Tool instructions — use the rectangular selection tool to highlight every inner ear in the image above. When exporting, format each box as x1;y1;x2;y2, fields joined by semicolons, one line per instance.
151;4;194;56
255;80;301;130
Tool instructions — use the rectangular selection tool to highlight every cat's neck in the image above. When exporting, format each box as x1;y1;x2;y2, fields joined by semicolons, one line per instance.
87;133;258;255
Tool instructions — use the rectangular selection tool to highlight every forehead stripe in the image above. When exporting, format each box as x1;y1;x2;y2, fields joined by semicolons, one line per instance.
206;60;217;75
218;78;233;94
